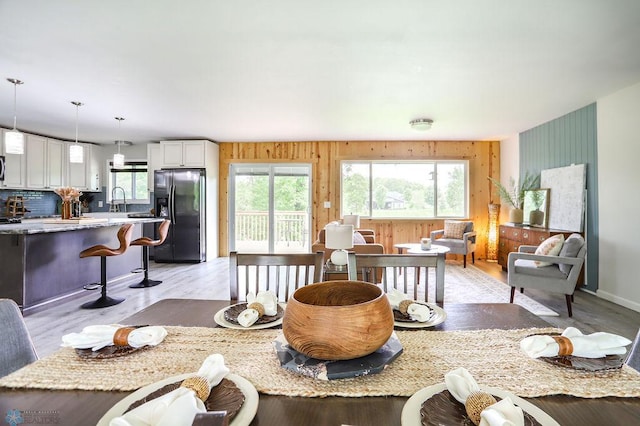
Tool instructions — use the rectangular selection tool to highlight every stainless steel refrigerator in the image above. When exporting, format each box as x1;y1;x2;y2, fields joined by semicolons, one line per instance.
154;168;206;262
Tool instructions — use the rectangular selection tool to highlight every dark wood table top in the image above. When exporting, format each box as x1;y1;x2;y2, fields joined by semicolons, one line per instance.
1;300;638;426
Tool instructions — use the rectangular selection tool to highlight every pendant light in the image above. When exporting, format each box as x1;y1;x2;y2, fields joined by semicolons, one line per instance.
5;78;25;155
113;117;125;169
69;101;84;163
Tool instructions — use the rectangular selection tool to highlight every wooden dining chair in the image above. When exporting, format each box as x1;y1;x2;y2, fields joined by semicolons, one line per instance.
229;251;325;302
346;252;439;302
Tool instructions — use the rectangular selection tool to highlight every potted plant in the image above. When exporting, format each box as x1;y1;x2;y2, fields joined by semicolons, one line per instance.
528;189;545;225
488;173;537;224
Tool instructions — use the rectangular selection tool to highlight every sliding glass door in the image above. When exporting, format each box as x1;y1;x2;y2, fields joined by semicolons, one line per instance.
229;164;311;253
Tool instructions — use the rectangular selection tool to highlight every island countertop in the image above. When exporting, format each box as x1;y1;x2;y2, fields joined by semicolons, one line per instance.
0;217;162;235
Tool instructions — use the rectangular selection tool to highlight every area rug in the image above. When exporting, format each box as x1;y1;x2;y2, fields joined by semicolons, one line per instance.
420;261;559;316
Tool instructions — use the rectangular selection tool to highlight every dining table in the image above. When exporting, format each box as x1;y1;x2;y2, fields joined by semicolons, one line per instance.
1;299;639;426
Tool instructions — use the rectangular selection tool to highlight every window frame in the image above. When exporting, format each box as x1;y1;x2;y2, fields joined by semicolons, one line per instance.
107;159;150;204
339;159;469;220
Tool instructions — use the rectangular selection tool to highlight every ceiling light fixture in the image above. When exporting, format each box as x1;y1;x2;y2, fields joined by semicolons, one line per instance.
69;101;84;163
5;78;25;154
113;117;126;169
409;118;434;131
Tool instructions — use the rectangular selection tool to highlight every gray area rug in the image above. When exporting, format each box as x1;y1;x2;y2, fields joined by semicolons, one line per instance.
415;261;558;316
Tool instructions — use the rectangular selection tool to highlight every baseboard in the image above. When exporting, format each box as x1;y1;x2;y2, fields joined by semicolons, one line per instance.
593;289;640;313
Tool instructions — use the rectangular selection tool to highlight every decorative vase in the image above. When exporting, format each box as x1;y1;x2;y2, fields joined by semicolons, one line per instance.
61;200;72;220
509;208;523;224
529;209;544;226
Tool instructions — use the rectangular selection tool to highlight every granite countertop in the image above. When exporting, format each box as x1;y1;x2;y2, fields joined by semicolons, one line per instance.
0;217;163;235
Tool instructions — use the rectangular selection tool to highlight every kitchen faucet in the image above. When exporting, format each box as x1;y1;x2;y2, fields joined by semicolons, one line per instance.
111;186;127;212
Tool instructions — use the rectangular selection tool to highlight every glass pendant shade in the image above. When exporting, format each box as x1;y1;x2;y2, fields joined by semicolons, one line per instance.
113;152;125;169
4;130;24;154
69;101;84;163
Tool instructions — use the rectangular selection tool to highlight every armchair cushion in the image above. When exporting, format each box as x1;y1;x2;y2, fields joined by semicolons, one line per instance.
443;220;468;239
558;233;585;274
534;234;564;267
353;231;367;244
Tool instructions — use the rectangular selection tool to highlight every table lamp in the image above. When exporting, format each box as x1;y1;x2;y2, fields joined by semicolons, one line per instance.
342;214;360;229
325;224;354;267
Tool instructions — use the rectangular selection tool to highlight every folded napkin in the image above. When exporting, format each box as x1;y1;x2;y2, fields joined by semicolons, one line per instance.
386;289;432;322
237;290;278;327
110;353;230;426
61;324;167;351
520;327;632;359
445;367;524;426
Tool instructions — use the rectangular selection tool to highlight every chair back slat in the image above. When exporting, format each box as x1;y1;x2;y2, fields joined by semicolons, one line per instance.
229;252;325;302
347;253;438;302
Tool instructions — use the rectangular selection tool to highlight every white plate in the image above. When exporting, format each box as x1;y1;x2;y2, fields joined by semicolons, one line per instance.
401;383;560;426
393;303;447;329
97;372;259;426
214;303;285;330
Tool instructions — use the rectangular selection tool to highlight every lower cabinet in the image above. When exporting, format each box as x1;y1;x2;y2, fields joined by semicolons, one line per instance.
497;224;579;270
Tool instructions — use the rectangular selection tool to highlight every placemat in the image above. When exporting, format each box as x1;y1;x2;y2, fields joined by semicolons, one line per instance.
1;326;639;398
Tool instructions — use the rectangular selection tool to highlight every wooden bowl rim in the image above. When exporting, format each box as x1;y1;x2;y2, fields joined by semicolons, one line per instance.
291;280;384;307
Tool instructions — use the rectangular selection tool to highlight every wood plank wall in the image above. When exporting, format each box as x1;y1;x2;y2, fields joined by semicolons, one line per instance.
218;140;500;260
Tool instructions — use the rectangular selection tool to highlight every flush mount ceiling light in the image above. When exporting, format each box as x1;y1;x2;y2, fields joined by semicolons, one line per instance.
69;101;84;163
113;117;127;169
5;78;25;154
409;118;434;131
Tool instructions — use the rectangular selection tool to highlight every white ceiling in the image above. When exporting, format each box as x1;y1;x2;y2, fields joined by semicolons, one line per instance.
1;0;640;145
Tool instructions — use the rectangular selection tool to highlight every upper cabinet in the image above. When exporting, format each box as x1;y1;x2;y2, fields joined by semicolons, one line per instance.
67;142;101;191
160;140;212;168
26;135;65;190
147;143;162;192
0;128;27;188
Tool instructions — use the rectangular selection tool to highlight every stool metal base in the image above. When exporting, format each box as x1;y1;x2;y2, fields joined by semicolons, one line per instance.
129;278;162;288
81;295;125;309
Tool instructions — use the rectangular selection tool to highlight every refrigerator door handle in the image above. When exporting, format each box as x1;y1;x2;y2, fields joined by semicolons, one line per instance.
169;183;177;224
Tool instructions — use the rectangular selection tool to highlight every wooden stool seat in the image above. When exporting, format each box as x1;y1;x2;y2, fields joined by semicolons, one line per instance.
79;223;134;309
129;220;170;288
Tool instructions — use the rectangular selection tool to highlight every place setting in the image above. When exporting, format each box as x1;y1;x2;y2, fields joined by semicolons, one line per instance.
386;289;447;329
214;290;285;330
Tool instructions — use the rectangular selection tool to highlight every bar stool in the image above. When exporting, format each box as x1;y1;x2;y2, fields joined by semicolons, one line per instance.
79;223;135;309
129;219;170;288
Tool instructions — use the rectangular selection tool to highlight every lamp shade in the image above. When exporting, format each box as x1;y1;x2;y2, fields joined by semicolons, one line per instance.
325;224;354;250
113;152;125;169
69;144;84;163
343;214;360;229
4;130;24;154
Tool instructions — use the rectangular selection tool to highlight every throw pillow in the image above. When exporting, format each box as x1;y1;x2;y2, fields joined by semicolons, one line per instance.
558;233;584;274
534;234;565;267
443;220;467;239
353;231;366;244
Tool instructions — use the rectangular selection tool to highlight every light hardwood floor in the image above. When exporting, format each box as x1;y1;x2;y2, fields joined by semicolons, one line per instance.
23;258;640;358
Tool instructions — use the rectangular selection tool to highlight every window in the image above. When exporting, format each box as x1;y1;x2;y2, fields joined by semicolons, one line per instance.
108;160;149;203
340;160;468;219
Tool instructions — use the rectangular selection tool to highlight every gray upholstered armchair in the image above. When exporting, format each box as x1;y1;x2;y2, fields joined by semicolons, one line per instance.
507;233;586;317
430;220;476;268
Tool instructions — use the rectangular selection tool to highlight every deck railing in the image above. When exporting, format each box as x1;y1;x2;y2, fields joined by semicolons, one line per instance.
235;211;308;246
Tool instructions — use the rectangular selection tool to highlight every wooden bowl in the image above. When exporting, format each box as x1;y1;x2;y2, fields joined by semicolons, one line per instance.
282;281;394;361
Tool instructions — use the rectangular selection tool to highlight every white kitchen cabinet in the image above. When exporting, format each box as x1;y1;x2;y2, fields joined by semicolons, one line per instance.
87;144;101;191
26;135;65;190
66;142;101;191
160;140;210;168
0;128;27;188
147;143;162;191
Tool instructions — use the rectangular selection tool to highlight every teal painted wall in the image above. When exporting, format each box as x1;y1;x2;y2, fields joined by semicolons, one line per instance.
519;103;598;291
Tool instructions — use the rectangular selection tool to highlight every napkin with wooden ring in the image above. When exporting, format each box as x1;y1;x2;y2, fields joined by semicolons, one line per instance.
109;353;230;426
386;289;432;322
444;367;525;426
61;324;168;351
237;291;278;327
520;327;632;359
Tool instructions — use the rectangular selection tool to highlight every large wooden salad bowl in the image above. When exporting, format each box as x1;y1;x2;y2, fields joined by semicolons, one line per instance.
282;280;394;361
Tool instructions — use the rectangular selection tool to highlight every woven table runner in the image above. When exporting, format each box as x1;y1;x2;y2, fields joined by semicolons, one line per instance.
1;326;639;398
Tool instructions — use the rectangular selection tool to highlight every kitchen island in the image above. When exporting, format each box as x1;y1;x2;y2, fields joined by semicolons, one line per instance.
0;217;163;314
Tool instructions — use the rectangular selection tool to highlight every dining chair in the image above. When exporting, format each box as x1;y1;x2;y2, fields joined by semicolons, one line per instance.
229;251;325;302
0;299;38;378
625;328;640;372
346;253;439;302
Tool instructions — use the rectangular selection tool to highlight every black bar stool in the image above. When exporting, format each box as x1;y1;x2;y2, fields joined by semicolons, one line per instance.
129;220;170;288
79;223;135;309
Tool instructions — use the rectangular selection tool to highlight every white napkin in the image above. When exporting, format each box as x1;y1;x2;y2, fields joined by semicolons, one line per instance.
444;367;524;426
386;289;432;322
109;353;230;426
237;290;278;327
520;327;632;359
61;324;167;351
